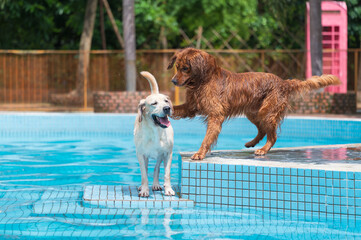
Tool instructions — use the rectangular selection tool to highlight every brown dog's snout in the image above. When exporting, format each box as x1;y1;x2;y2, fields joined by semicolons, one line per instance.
171;78;178;85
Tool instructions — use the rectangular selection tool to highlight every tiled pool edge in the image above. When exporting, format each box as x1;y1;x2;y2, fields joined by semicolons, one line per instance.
180;144;361;222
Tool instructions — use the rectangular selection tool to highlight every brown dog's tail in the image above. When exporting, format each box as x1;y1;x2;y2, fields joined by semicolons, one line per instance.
287;74;341;93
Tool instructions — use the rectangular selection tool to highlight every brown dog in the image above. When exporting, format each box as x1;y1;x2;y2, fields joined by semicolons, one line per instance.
168;48;340;160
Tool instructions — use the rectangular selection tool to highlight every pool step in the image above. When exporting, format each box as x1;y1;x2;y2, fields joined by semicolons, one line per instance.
82;185;194;209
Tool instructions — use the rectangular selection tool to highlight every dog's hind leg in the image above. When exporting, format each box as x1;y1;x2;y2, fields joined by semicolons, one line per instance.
254;96;287;155
137;153;150;197
245;114;266;148
163;152;175;196
152;158;163;191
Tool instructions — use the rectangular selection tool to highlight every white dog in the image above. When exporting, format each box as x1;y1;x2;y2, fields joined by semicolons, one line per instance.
134;71;175;197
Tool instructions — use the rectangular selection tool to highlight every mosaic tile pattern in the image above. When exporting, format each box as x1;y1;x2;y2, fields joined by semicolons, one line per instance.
82;185;194;209
181;145;361;221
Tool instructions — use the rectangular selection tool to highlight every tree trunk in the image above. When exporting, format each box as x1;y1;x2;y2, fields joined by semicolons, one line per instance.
123;0;136;92
310;0;323;77
75;0;98;99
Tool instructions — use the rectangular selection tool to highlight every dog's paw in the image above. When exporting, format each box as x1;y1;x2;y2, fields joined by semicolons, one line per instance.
152;184;162;191
254;149;267;156
138;186;149;197
245;141;256;148
164;187;175;196
191;152;205;160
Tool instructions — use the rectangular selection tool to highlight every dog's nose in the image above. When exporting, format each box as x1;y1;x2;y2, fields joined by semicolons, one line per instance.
163;106;171;114
171;78;178;85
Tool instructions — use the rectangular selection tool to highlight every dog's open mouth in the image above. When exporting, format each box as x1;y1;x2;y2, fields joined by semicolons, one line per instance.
152;115;171;128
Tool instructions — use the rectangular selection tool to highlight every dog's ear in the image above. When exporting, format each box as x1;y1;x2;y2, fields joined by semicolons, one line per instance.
137;100;146;122
167;54;177;70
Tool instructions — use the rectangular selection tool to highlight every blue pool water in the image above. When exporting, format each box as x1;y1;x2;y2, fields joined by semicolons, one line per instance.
0;113;360;239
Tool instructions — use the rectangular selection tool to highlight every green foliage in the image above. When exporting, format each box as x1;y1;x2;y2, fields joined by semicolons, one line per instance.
0;0;359;50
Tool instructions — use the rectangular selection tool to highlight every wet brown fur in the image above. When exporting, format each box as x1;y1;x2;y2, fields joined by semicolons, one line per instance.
168;48;341;160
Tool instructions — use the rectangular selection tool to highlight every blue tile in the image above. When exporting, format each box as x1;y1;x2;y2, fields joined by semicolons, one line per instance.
319;178;325;186
347;172;355;180
229;180;235;189
256;182;262;190
271;200;277;208
340;171;346;179
305;177;312;185
222;172;228;180
263;167;270;174
201;171;207;178
242;165;249;173
291;168;297;176
355;181;361;189
250;174;256;181
326;179;333;187
208;179;215;187
313;195;319;203
291;176;297;184
250;199;256;207
271;192;277;200
305;169;311;177
277;175;284;183
270;167;277;175
208;187;214;195
311;170;318;177
250;190;256;198
326;187;333;196
298;185;305;193
256;166;263;174
257;199;263;207
235;165;242;173
235;197;242;206
215;172;222;180
236;189;242;197
291;185;298;193
277;168;284;175
200;163;208;171
340;180;347;188
298;169;305;176
284;176;291;184
190;171;196;179
243;198;249;206
312;203;319;211
182;162;190;169
250;166;256;173
341;197;348;206
305;186;311;194
326;196;333;204
208;163;215;171
291;201;297;210
264;191;270;199
215;180;222;188
243;190;249;198
242;174;249;181
222;188;228;196
319;170;325;178
264;200;270;208
229;196;236;205
348;180;355;188
356;190;361;198
334;188;340;196
215;196;221;204
333;179;340;188
298;176;304;185
284;193;291;201
305;194;312;203
264;174;270;182
229;172;236;181
333;171;340;179
208;171;214;179
284;168;291;175
229;165;235;172
222;164;228;172
277;184;284;192
190;178;196;186
256;174;263;181
298;202;305;210
326;171;333;179
270;183;277;191
284;184;291;192
190;163;197;170
215;164;222;172
277;192;284;200
264;182;270;191
284;201;291;209
243;182;249;189
271;175;277;183
298;194;304;202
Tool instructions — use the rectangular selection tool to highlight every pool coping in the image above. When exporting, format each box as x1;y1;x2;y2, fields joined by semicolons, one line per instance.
180;143;361;172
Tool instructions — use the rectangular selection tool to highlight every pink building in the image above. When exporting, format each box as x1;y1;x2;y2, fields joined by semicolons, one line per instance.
306;1;348;93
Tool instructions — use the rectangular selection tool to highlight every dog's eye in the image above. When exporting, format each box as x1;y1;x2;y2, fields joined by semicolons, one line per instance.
151;102;157;106
181;67;189;71
164;99;169;103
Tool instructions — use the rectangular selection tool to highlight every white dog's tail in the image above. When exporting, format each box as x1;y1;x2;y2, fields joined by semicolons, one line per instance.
140;71;159;94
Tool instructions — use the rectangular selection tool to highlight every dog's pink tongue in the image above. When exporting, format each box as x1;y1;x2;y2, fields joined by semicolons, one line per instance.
159;116;171;127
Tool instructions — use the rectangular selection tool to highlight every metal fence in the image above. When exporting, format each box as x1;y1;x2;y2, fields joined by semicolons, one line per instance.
0;49;359;111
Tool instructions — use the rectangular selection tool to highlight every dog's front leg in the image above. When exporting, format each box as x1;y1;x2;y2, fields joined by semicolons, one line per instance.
137;153;149;197
172;104;196;119
163;152;175;196
152;158;163;191
192;116;225;160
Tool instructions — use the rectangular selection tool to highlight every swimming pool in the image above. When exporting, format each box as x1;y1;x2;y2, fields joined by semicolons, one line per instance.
0;113;360;239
